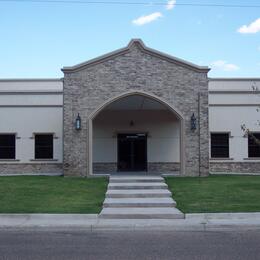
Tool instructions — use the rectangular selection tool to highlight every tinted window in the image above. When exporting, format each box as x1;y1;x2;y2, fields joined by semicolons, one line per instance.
211;133;229;158
0;134;15;159
248;133;260;158
35;134;53;159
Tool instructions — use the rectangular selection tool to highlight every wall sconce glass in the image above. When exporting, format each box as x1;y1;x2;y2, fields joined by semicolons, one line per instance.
75;113;81;130
191;113;196;131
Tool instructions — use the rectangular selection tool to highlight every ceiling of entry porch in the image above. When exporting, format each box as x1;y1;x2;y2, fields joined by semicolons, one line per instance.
105;95;167;111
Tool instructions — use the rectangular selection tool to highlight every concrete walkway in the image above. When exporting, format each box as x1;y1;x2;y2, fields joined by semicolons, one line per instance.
99;176;184;219
1;213;260;231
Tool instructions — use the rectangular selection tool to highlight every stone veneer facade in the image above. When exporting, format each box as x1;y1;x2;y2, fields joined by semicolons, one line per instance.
93;162;180;173
210;162;260;173
62;39;210;177
148;162;180;172
0;163;63;175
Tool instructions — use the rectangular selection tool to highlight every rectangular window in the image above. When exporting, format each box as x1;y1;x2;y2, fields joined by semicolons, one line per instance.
248;133;260;158
211;133;229;158
35;134;53;159
0;134;16;159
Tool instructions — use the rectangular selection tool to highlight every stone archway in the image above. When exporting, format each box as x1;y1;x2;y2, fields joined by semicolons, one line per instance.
88;90;185;176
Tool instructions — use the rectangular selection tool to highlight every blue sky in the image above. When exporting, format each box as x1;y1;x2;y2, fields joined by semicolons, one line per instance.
0;0;260;78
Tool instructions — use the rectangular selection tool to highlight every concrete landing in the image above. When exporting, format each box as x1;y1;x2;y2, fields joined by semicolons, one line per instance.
99;207;184;219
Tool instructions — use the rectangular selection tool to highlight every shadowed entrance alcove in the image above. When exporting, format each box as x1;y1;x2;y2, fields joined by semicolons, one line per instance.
89;92;184;175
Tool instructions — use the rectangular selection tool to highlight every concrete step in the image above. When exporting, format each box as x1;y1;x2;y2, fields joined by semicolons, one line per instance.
106;189;172;198
103;198;176;208
99;207;184;219
108;182;168;190
110;176;164;183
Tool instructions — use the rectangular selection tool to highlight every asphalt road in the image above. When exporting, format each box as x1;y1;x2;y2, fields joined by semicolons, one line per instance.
0;229;260;260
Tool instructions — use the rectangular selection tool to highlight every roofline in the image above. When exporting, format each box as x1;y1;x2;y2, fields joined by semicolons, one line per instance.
0;78;63;82
62;39;210;73
140;42;210;72
0;91;63;94
209;90;260;94
209;77;260;81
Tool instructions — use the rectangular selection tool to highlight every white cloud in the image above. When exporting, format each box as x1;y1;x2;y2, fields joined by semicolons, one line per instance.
166;0;176;10
211;60;240;71
238;18;260;34
132;12;163;26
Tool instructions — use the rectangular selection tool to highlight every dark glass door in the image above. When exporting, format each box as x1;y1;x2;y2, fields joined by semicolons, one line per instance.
117;133;147;171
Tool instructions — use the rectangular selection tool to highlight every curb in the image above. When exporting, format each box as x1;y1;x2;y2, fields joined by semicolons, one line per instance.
0;213;260;231
185;212;260;220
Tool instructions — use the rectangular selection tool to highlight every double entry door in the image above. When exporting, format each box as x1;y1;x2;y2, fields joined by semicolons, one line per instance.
117;133;147;172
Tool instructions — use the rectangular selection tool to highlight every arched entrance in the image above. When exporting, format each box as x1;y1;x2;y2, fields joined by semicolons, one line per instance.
88;91;185;175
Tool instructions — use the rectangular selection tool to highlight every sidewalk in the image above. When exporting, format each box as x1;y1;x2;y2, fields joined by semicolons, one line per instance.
1;213;260;231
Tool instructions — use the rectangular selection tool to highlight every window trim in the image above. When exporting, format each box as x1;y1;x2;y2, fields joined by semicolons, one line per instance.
210;155;231;160
210;132;230;159
0;159;20;162
30;132;58;139
210;131;233;138
243;157;260;161
0;133;17;160
30;159;58;162
34;133;54;160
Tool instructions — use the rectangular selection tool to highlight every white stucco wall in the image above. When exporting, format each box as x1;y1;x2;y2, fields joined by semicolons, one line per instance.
209;78;259;91
209;106;259;161
0;79;63;92
209;93;260;105
93;110;180;163
0;94;63;106
209;79;260;162
1;77;259;167
0;79;63;164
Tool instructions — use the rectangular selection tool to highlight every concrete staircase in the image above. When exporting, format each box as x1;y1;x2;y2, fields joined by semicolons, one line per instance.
99;176;184;219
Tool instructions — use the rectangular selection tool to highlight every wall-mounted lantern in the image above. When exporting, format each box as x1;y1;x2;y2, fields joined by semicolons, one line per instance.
130;120;134;127
191;113;197;131
75;113;81;130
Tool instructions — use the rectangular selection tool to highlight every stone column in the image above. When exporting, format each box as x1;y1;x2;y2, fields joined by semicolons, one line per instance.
199;91;209;176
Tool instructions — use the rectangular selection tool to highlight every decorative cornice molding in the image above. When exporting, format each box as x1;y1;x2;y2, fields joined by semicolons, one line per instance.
0;91;63;95
209;91;260;94
62;39;210;73
0;105;63;108
209;77;260;81
0;78;62;82
209;104;260;107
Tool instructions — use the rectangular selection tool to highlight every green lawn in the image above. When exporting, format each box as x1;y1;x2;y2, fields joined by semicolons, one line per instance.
166;175;260;213
1;175;260;214
0;176;108;214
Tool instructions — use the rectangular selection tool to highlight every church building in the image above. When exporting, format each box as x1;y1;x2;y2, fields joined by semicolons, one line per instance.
0;39;259;176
